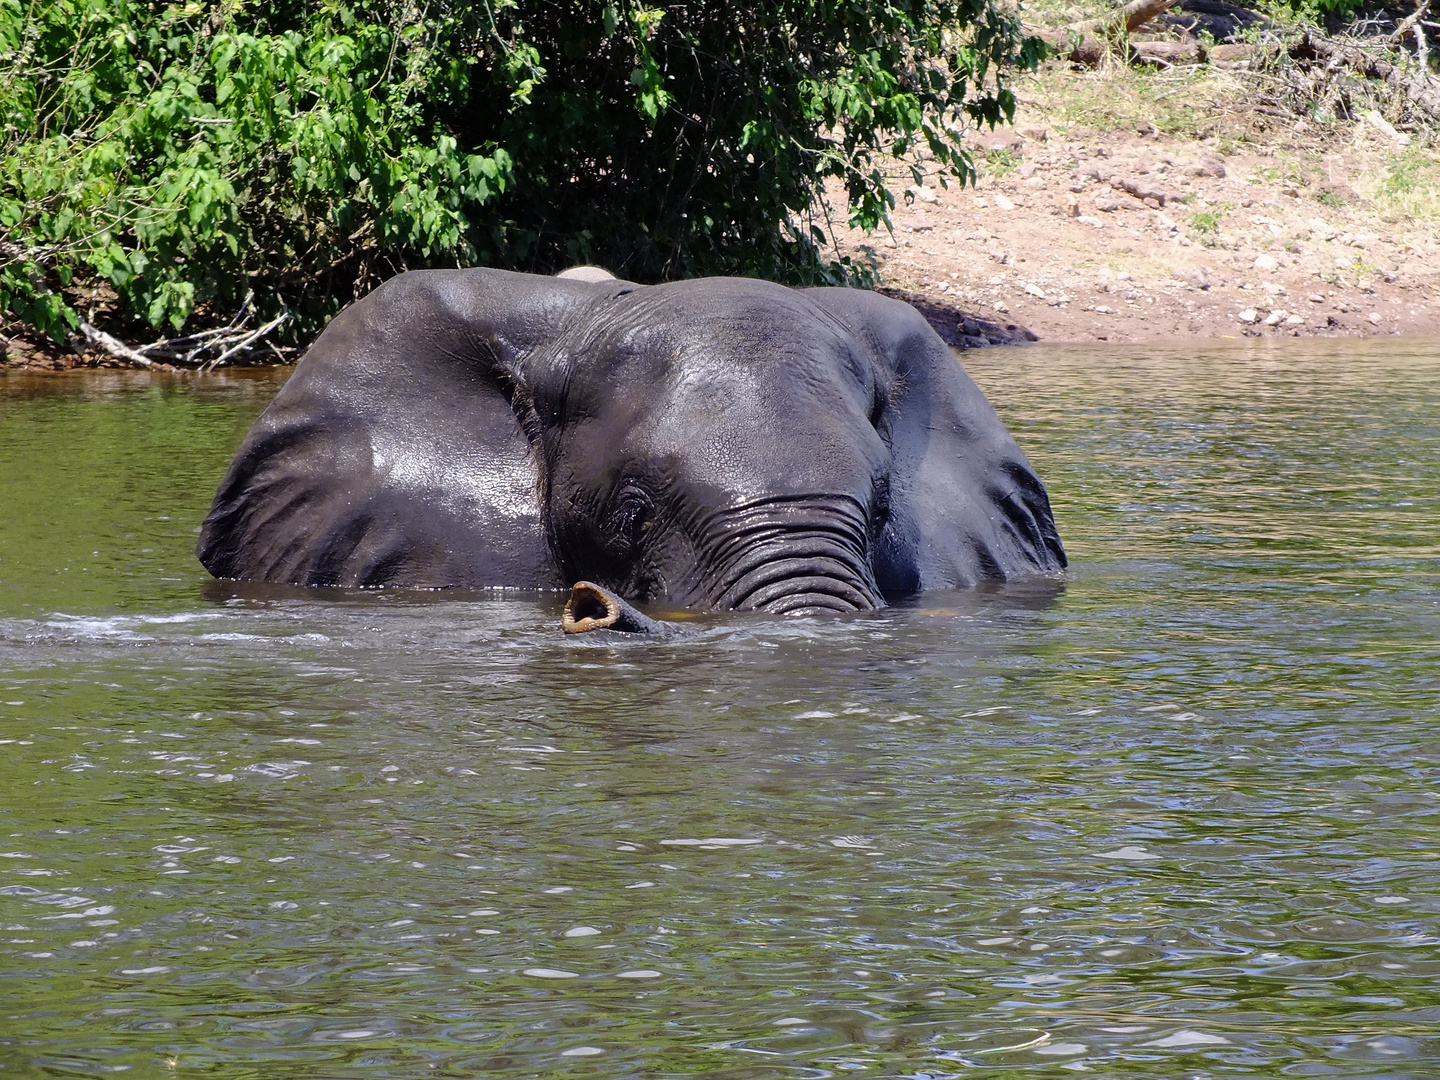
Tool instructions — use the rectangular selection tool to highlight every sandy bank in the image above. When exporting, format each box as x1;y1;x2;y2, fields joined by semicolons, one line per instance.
834;92;1440;347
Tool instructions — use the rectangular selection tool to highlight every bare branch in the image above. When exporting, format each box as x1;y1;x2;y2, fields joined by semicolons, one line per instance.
1392;0;1432;41
79;320;155;368
201;307;290;373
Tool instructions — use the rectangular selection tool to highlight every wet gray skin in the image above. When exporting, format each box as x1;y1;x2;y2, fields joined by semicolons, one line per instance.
196;270;1065;616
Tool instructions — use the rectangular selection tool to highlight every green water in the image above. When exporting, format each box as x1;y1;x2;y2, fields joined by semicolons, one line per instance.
1;341;1437;1078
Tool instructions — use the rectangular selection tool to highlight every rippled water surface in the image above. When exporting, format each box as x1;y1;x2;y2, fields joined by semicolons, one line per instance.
1;339;1438;1078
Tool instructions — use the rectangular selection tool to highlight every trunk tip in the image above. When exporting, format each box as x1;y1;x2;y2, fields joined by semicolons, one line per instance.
562;581;622;634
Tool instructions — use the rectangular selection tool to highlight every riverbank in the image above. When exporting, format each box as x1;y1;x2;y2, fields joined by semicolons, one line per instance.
832;57;1440;345
6;54;1439;370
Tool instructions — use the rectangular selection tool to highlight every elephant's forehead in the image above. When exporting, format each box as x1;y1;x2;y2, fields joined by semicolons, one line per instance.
550;281;884;498
639;346;885;500
586;279;863;371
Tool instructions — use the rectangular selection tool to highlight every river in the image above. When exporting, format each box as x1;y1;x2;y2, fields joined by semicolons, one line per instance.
1;339;1437;1077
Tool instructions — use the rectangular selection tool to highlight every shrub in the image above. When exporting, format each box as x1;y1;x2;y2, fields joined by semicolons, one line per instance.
1;0;1040;346
984;146;1020;175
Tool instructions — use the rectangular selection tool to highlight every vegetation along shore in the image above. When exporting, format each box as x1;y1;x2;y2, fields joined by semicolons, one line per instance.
3;0;1437;370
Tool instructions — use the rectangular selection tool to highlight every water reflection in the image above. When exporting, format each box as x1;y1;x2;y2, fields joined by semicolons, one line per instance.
2;339;1439;1077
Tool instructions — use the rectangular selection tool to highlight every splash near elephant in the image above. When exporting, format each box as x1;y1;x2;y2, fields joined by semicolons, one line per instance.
197;269;1065;626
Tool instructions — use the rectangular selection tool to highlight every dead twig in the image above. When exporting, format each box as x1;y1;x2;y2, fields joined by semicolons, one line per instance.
1398;0;1432;96
138;290;256;363
200;305;289;373
1392;0;1432;43
0;240;57;266
1290;30;1440;122
74;290;290;371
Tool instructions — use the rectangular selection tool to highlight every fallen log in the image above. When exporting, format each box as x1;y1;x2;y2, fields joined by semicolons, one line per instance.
1207;42;1257;66
1071;0;1182;35
73;293;291;371
79;320;156;368
1031;0;1181;65
1391;0;1431;44
1035;16;1440;115
1132;39;1205;64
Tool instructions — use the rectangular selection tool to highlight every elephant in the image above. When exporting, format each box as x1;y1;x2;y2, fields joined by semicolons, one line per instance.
197;268;1065;628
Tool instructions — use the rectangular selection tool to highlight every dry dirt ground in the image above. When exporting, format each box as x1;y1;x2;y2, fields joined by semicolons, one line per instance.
832;103;1440;345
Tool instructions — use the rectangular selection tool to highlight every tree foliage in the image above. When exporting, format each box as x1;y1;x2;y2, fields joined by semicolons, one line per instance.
1;0;1040;345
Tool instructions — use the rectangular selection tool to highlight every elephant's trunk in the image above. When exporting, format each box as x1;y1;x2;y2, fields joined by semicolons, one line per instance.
699;495;883;614
562;581;672;636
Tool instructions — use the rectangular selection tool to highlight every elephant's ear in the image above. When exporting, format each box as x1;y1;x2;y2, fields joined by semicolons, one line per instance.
198;269;623;588
804;288;1066;596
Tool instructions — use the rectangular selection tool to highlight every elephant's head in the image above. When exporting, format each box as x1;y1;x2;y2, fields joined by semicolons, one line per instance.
197;270;1065;617
532;284;895;615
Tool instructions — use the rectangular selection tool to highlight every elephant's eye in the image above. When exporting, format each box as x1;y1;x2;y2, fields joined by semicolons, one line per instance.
611;488;653;546
869;380;890;429
870;475;892;539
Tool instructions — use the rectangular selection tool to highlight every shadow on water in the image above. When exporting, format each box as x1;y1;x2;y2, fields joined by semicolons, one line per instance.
2;339;1439;1077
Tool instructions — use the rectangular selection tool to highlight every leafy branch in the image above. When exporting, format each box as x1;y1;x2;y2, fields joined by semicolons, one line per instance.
2;0;1041;363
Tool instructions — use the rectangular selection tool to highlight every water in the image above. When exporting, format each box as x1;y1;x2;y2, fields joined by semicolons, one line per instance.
1;340;1438;1078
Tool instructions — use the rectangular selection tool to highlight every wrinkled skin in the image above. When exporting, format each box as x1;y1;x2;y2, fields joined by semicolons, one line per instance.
198;270;1066;614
